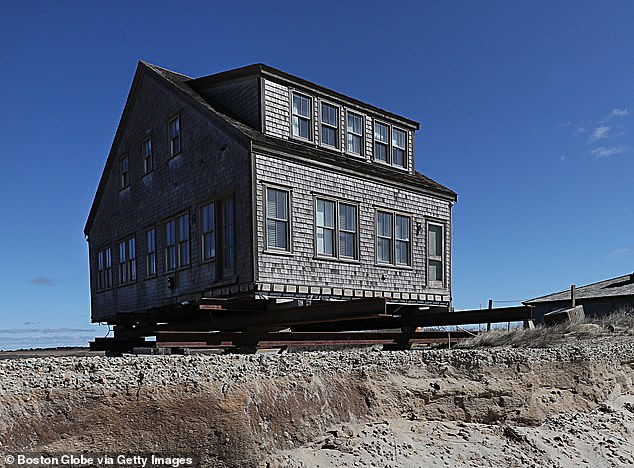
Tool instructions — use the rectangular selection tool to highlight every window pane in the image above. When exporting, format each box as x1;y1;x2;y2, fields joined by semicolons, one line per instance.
428;225;443;256
322;126;336;147
375;142;388;162
321;103;337;126
339;204;356;231
223;199;234;269
339;231;355;258
395;240;409;265
429;259;443;282
395;216;409;240
393;148;405;166
375;122;389;143
377;238;391;263
377;212;392;237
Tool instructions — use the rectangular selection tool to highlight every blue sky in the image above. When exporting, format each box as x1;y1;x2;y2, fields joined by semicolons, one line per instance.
1;1;632;348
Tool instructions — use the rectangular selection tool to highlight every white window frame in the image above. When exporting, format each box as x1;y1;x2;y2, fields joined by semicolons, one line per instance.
319;101;339;149
165;212;190;271
200;201;216;262
375;210;412;267
118;236;136;285
372;122;408;169
291;91;312;141
373;121;390;163
427;222;445;288
142;136;153;174
314;196;359;261
346;110;364;156
96;247;112;291
265;186;291;252
392;127;407;168
168;114;182;157
119;154;129;189
145;227;156;277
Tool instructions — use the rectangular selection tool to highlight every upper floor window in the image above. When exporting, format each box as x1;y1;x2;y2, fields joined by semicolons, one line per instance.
168;115;182;156
427;223;444;287
315;198;358;260
96;247;112;291
292;92;312;140
266;187;290;251
118;236;136;285
119;155;129;189
346;111;363;155
165;213;189;271
142;137;153;174
376;210;411;266
320;102;338;148
374;122;389;162
146;228;156;277
201;202;216;262
373;122;408;168
392;128;407;167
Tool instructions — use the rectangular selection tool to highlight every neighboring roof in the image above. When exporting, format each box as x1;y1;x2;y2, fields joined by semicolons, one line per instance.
525;273;634;304
85;61;456;235
189;63;421;129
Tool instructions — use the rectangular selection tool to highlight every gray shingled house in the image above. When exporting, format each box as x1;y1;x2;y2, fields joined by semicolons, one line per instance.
524;273;634;322
85;62;457;325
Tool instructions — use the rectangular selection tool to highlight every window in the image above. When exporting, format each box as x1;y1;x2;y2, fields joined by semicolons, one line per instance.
292;92;312;140
316;199;335;256
346;112;363;155
96;247;112;291
146;228;156;277
395;215;410;265
376;211;392;263
376;211;411;266
118;237;136;284
201;202;216;262
373;124;408;168
315;198;358;260
221;198;234;275
165;213;189;271
320;102;338;148
428;223;444;286
119;155;129;189
392;128;406;167
142;137;153;174
168;115;182;156
178;214;190;267
374;122;389;162
266;187;290;251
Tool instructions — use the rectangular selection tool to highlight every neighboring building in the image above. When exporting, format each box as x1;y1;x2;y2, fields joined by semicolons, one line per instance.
85;62;457;324
525;273;634;321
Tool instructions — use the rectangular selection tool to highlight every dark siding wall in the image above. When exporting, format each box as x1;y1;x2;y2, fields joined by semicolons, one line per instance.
88;72;253;322
197;78;260;130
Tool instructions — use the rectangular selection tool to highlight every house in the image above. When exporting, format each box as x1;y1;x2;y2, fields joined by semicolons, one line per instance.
524;273;634;322
85;62;457;326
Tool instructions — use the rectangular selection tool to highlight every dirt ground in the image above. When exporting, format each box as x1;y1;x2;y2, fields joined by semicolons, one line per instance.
0;335;633;467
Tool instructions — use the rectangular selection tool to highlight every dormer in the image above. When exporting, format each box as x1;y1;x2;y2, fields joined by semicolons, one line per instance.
190;64;420;175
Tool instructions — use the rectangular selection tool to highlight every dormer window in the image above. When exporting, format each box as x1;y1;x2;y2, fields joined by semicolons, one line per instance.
373;122;408;169
346;111;363;155
392;128;407;167
291;92;312;141
374;122;389;162
320;102;339;148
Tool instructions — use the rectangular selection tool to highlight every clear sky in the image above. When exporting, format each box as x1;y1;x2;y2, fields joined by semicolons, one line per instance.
1;1;633;349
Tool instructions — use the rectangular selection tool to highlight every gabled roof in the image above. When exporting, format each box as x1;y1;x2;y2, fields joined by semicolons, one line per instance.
525;273;634;304
85;61;456;235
